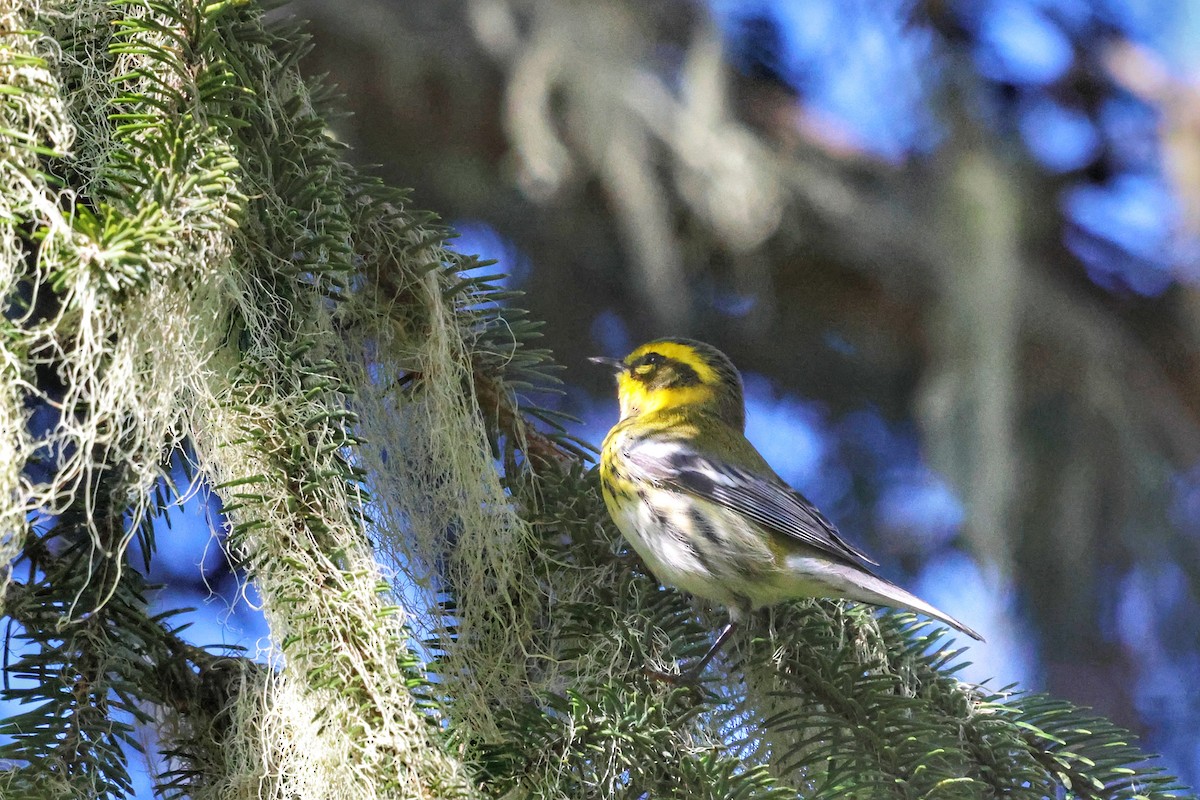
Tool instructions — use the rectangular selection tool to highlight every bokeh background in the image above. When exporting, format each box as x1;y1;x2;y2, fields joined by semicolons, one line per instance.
92;0;1200;792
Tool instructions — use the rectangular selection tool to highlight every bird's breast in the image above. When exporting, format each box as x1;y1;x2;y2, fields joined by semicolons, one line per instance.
603;464;777;607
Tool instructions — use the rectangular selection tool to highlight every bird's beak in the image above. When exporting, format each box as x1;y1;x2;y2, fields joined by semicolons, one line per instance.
588;356;626;374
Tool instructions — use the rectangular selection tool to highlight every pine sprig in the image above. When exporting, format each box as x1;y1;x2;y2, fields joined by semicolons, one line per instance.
0;470;168;796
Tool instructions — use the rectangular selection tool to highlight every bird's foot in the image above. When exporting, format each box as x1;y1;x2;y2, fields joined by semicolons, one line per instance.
642;664;701;685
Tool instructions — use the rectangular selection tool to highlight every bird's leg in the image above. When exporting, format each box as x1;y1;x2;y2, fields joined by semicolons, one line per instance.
688;618;738;676
645;605;745;684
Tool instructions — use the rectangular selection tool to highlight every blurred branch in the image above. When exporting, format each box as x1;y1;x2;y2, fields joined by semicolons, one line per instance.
1106;41;1200;241
918;145;1022;573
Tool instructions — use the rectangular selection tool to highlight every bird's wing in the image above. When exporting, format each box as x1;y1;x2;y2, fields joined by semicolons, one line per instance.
625;439;880;571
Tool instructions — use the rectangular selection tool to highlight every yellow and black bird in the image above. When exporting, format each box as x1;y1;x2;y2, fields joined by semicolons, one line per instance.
592;338;983;680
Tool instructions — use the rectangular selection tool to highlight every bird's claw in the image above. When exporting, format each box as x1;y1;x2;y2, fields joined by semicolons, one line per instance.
642;664;700;685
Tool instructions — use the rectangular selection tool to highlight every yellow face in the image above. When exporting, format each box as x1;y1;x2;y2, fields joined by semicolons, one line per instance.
615;340;723;421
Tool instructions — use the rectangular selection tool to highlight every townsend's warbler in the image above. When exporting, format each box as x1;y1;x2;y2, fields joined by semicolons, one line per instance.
592;338;983;680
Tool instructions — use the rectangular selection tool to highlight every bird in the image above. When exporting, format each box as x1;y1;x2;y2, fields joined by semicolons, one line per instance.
591;337;983;681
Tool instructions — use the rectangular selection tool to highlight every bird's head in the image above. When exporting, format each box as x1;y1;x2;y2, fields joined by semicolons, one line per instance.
591;338;745;429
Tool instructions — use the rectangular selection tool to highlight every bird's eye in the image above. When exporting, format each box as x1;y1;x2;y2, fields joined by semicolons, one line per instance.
632;351;666;378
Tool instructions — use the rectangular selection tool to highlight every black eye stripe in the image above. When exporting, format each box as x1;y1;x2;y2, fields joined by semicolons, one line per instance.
671;362;700;386
629;354;701;388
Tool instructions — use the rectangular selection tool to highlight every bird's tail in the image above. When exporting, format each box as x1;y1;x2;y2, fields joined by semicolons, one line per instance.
791;557;985;641
851;571;984;641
